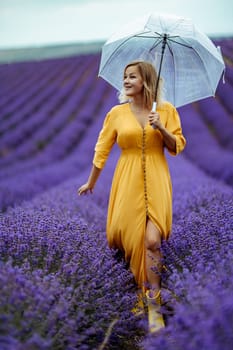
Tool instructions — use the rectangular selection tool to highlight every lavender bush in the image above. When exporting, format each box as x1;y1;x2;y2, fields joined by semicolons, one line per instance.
0;176;141;349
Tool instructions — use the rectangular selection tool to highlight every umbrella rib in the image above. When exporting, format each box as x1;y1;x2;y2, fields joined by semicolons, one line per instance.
165;41;174;56
191;48;216;95
149;38;163;52
135;35;160;39
166;41;176;104
167;38;193;49
135;32;162;39
100;32;162;75
153;32;193;50
99;36;139;74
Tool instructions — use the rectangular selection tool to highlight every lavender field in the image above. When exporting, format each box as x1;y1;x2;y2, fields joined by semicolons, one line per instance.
0;37;233;350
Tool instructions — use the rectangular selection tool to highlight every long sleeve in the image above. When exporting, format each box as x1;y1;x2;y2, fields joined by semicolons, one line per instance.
93;111;117;169
164;103;186;156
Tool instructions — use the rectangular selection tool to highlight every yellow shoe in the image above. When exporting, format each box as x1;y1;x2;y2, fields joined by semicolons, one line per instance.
146;290;165;333
131;291;145;316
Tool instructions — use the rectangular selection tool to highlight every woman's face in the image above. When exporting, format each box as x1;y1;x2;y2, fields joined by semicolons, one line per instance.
123;65;144;98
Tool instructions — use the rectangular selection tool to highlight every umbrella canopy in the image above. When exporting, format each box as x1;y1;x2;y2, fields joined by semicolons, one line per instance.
98;13;225;108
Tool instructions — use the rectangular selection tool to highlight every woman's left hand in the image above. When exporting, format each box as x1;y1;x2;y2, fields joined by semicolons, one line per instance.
148;112;162;130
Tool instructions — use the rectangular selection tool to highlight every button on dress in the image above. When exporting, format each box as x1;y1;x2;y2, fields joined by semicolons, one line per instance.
93;102;186;289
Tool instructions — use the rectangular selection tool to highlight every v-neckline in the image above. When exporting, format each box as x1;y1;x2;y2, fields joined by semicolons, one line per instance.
127;103;148;130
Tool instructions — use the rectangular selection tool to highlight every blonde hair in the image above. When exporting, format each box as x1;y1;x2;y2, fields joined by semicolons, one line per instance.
118;60;164;109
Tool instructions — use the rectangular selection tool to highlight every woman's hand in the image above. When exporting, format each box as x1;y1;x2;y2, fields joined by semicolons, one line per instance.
77;165;102;197
77;183;93;196
148;112;163;130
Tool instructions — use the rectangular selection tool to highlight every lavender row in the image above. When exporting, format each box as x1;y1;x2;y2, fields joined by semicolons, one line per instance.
0;59;69;125
0;66;98;169
196;96;233;151
0;55;95;148
0;88;118;211
225;65;233;85
0;55;99;173
216;79;233;115
178;105;233;186
214;38;233;63
0;55;86;115
0;57;83;135
0;60;102;174
0;60;45;108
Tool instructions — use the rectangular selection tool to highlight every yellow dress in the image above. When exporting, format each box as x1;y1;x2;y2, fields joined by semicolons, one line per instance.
93;102;186;289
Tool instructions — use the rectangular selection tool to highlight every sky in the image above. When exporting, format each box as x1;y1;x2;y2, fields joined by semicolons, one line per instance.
0;0;232;49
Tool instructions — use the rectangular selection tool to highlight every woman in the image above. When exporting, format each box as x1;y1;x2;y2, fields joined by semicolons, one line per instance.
78;60;186;332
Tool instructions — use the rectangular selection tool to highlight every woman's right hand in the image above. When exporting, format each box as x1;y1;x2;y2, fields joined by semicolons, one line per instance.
77;183;93;196
77;165;101;196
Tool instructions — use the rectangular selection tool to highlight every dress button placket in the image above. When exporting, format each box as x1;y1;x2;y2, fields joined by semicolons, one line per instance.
142;128;148;216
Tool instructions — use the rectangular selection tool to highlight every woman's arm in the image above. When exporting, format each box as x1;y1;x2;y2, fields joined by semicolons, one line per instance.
158;125;176;153
78;165;102;195
148;112;176;153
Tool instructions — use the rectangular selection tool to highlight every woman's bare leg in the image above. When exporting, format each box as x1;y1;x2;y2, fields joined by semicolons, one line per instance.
145;219;162;297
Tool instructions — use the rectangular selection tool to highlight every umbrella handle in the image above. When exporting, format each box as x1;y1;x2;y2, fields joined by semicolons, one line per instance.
151;102;157;129
152;101;156;112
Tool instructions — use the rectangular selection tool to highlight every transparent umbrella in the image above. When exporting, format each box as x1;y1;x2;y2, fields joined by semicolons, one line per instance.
98;13;225;108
